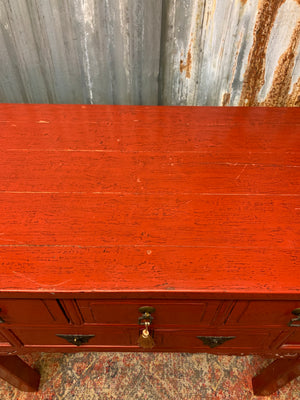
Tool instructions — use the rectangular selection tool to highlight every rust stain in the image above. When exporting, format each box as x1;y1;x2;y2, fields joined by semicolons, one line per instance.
180;48;192;79
180;34;195;79
239;0;286;106
222;92;231;106
286;77;300;106
262;20;300;106
240;0;248;5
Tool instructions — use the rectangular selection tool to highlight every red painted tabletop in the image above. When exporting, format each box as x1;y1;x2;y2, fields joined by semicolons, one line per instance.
0;105;299;295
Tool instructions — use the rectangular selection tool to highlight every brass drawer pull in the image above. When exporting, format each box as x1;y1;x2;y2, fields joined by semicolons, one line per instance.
56;334;95;346
137;306;155;349
197;336;236;348
288;308;300;327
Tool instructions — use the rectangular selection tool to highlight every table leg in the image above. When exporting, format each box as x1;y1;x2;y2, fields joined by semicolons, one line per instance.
252;356;300;396
0;355;40;392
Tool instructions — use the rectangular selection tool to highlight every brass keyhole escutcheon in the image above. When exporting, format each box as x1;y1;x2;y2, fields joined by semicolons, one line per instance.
138;306;156;315
292;308;300;316
138;306;155;325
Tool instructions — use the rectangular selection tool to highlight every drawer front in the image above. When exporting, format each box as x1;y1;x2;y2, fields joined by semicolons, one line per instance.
76;299;222;326
227;301;300;327
0;300;67;325
13;327;140;348
12;326;275;354
155;330;273;351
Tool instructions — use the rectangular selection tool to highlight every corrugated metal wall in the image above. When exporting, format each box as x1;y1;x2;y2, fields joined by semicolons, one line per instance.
0;0;299;106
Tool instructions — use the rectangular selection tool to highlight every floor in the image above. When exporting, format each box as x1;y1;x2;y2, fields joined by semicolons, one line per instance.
1;353;300;399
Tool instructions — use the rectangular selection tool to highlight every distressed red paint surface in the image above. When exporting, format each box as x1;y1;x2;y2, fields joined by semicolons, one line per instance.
0;105;299;294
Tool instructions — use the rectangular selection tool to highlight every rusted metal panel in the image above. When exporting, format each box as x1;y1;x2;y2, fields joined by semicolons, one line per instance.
0;0;162;105
0;0;299;106
160;0;300;106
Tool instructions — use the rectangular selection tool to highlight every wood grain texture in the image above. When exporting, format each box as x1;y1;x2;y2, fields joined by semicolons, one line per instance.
0;105;298;160
1;151;299;194
0;105;299;294
0;194;298;248
252;355;300;396
0;356;40;392
0;246;298;293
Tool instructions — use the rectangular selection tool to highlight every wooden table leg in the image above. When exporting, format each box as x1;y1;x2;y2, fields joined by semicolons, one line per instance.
252;356;300;396
0;356;40;392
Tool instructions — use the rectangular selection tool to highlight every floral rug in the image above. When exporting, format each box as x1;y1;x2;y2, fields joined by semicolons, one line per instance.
0;353;300;399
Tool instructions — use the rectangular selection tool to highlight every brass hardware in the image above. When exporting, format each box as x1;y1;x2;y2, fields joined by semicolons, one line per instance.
138;321;155;349
197;336;236;348
0;309;5;324
56;334;95;346
288;308;300;327
137;306;155;348
292;308;300;316
138;306;155;325
138;306;156;314
138;312;154;325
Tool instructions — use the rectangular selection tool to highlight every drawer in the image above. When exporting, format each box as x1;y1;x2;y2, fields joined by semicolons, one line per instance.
0;300;67;325
155;329;274;352
13;327;140;348
226;301;300;327
76;299;223;327
11;326;274;353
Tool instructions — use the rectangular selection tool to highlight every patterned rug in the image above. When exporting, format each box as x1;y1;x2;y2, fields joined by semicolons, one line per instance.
1;353;300;399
